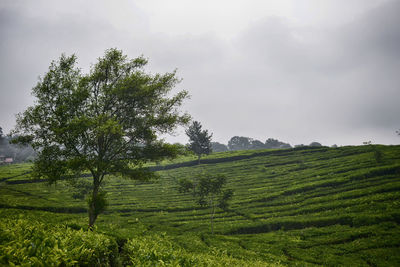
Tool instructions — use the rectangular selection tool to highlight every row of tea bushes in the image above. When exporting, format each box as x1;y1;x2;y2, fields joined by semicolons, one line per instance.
121;233;273;266
0;218;118;266
0;216;274;266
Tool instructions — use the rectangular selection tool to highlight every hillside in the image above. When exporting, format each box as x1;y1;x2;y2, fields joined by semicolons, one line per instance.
1;145;400;266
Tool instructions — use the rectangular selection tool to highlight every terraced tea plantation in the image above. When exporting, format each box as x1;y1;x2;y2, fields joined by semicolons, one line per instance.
1;145;400;266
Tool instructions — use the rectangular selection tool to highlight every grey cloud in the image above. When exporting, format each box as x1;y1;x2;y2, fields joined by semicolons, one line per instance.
332;1;400;133
0;4;123;133
236;17;316;74
155;0;400;145
338;0;400;66
212;1;400;145
0;0;399;146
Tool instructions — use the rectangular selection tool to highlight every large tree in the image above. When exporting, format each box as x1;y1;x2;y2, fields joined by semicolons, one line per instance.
186;121;212;164
13;49;190;227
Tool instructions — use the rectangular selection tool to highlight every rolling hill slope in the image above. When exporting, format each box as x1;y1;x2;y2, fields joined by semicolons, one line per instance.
1;145;400;266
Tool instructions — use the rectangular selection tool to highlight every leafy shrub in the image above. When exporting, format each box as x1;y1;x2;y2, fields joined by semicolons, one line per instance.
122;233;198;266
0;218;118;266
122;233;270;266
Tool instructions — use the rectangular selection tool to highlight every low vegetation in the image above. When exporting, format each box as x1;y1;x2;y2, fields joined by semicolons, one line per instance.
1;144;400;265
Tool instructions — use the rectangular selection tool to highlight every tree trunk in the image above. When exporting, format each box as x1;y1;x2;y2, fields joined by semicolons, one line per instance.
192;181;196;196
88;175;100;229
210;196;215;234
197;154;201;165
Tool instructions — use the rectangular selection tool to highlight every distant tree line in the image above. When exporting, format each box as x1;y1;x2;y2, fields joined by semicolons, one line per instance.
294;142;324;148
0;126;35;162
210;137;326;152
210;136;292;152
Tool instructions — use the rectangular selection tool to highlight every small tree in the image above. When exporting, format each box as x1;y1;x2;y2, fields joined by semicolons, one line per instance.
12;49;190;228
178;174;233;234
186;121;212;164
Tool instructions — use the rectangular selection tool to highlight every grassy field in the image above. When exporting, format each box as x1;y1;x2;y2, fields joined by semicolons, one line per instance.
1;145;400;266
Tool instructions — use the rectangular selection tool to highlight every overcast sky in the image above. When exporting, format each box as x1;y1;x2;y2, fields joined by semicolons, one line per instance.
1;0;399;146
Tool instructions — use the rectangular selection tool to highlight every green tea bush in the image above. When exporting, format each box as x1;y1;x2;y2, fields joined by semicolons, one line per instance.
3;145;400;266
0;218;118;266
122;233;272;266
122;233;198;266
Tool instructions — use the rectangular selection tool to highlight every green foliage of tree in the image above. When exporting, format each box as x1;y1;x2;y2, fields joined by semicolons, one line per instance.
215;137;292;152
210;141;228;152
178;174;233;234
186;121;212;163
68;179;92;200
12;48;190;227
251;139;265;149
309;141;323;147
177;177;195;194
265;138;280;148
265;138;291;149
228;136;252;151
